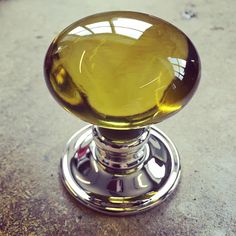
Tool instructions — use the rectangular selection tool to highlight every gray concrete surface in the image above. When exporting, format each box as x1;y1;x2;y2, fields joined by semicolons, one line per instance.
0;0;236;235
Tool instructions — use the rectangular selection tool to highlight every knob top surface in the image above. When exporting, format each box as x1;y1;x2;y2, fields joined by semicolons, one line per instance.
44;11;200;129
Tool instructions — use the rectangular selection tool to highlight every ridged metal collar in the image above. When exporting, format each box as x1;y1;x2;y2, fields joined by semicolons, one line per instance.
92;126;150;172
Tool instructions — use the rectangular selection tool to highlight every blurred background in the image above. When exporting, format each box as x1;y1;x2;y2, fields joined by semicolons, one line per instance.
0;0;235;235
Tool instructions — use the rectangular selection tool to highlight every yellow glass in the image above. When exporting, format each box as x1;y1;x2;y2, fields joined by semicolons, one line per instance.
44;11;200;129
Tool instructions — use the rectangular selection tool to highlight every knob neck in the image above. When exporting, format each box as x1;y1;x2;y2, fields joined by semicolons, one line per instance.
92;126;150;173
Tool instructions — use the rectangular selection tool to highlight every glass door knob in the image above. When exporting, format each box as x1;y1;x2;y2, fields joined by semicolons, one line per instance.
44;11;200;215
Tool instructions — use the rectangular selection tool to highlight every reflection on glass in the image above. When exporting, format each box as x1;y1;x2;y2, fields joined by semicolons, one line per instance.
68;18;152;40
79;50;86;74
86;21;112;34
112;18;152;39
69;26;92;36
168;57;187;80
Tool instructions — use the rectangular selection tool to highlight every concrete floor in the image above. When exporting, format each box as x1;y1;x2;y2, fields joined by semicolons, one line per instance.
0;0;236;235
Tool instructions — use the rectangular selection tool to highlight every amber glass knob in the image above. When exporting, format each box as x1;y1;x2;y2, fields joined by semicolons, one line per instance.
44;11;200;129
44;11;200;215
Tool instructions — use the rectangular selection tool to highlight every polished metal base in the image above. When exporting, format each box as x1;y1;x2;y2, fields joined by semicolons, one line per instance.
61;125;181;215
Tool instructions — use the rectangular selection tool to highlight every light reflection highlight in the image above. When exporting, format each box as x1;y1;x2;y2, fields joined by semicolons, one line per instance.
86;21;112;34
74;173;91;185
109;196;131;204
147;158;165;179
69;26;92;36
159;104;181;113
91;159;99;173
168;57;187;80
137;173;148;188
79;50;86;73
68;18;152;40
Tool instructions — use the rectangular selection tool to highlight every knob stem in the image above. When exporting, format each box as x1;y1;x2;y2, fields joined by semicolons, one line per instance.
92;126;150;172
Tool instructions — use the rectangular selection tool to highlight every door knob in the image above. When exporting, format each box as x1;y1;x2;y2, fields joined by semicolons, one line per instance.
44;11;200;215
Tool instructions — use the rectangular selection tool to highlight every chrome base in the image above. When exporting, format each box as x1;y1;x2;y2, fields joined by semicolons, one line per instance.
61;125;181;215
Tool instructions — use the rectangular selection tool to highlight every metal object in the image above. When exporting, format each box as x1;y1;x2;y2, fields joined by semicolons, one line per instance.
61;125;181;215
44;11;200;215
